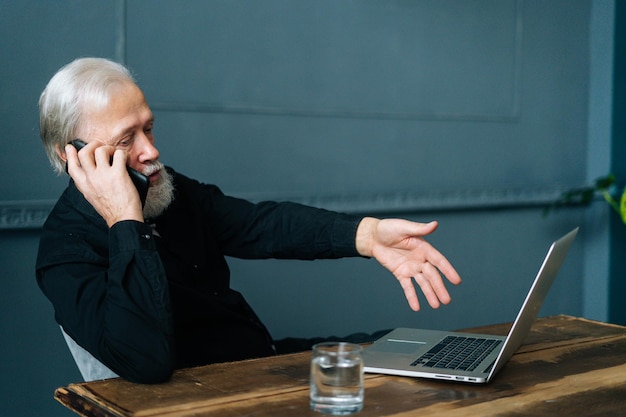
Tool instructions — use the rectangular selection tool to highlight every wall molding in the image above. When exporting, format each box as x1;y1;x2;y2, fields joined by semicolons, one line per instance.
0;185;571;230
0;200;57;230
276;186;568;215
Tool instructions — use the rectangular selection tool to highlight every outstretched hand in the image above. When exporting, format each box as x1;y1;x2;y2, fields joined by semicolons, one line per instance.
356;218;462;311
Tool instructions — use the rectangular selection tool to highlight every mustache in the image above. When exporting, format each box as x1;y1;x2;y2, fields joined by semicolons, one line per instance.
141;161;164;177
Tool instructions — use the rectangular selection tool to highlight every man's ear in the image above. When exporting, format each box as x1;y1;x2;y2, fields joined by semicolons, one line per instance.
55;143;67;162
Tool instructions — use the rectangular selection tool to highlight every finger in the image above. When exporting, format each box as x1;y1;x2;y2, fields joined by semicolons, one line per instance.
64;144;80;175
423;246;462;286
410;220;439;236
421;262;452;306
398;276;421;312
94;144;116;168
111;148;128;169
75;140;104;172
412;273;443;310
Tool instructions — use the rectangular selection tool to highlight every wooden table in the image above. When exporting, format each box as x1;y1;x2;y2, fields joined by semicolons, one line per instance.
55;315;626;416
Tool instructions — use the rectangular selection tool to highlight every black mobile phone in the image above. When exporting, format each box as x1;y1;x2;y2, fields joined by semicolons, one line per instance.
66;139;149;207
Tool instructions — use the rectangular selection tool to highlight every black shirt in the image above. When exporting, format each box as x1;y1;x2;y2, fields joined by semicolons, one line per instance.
36;168;362;383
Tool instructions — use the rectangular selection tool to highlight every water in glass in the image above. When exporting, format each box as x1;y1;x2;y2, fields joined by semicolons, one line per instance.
310;343;364;415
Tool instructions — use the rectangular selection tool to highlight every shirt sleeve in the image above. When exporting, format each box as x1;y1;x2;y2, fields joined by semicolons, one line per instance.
197;185;364;260
36;219;175;383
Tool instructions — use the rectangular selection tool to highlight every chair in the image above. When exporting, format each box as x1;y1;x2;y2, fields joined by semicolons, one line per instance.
61;327;118;381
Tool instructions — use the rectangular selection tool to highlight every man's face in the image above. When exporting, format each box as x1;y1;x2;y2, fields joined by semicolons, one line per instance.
74;81;174;219
76;81;162;186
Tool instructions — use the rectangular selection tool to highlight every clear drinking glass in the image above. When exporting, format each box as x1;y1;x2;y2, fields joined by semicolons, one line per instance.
310;342;364;415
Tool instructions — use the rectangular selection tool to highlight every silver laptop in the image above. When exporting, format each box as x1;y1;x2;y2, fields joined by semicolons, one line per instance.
363;227;578;383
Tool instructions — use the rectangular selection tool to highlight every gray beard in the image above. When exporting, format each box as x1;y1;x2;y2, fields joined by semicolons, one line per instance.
142;164;175;220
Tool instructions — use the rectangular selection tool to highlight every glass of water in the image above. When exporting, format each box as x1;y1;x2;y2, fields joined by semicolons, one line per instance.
310;342;364;415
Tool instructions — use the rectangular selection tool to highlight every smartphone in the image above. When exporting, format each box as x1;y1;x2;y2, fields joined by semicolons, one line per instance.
66;139;149;207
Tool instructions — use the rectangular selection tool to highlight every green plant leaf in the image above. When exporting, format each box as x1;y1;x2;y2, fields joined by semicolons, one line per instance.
620;186;626;224
544;173;626;225
596;174;615;190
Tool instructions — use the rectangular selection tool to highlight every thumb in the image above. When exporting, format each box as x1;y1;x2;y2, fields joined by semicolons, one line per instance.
400;220;439;237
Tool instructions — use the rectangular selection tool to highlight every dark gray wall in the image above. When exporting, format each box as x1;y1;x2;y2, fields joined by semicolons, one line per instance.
0;1;608;416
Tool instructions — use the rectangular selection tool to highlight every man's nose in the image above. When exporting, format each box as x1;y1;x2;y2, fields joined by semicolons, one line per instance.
137;134;160;163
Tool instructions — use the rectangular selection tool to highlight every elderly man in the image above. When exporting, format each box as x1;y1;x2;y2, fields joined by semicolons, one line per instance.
36;57;461;383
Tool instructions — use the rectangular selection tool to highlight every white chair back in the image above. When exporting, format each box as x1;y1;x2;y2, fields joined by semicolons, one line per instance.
61;327;119;381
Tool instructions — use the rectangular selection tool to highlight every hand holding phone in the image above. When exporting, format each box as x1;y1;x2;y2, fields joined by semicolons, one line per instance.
66;139;149;207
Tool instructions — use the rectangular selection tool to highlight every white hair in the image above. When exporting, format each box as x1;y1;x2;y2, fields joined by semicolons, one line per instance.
39;57;136;174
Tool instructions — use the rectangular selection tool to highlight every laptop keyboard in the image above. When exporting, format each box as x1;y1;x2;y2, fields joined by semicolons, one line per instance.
410;336;502;372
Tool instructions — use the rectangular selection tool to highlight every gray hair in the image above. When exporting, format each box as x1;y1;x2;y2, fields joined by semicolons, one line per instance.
39;57;136;174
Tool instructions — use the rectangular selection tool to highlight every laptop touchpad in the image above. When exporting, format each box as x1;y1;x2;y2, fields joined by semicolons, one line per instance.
370;340;424;354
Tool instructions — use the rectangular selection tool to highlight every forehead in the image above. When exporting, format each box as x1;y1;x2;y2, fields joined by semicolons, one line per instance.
80;82;153;136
